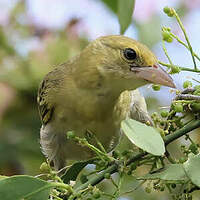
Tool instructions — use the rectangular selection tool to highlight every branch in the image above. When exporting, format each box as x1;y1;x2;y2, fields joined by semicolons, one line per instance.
159;61;200;73
172;8;197;70
175;94;200;102
73;119;200;194
164;119;200;145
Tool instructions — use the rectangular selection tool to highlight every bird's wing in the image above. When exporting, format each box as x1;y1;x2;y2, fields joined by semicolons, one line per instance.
37;66;65;125
128;89;153;125
37;75;54;125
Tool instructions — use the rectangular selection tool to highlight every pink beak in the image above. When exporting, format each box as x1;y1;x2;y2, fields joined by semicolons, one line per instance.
131;64;176;88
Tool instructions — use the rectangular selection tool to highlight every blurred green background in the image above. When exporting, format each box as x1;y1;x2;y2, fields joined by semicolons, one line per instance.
0;0;200;199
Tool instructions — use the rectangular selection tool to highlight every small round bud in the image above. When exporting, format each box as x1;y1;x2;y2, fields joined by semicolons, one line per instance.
173;103;183;112
183;80;192;88
163;6;170;14
112;150;120;159
160;121;165;126
192;103;200;112
162;31;171;41
179;157;186;163
164;130;169;135
193;90;200;96
165;36;173;43
145;120;151;126
170;65;180;74
145;187;151;193
159;129;165;138
163;6;174;17
152;84;161;91
166;27;171;32
194;85;200;90
161;110;169;118
151;112;158;117
66;131;75;139
168;9;174;17
167;10;174;17
122;150;129;156
130;163;137;171
40;162;50;173
162;31;173;43
189;143;198;154
93;191;101;199
194;85;200;95
127;170;132;175
167;37;173;43
104;173;111;179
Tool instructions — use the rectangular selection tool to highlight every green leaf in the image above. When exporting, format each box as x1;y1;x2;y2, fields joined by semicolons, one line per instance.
28;189;50;200
138;164;188;182
61;159;95;184
101;0;118;13
118;0;135;34
0;175;52;200
183;154;200;187
121;118;165;156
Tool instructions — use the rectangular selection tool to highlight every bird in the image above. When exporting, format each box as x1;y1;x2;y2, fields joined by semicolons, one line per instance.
37;35;175;169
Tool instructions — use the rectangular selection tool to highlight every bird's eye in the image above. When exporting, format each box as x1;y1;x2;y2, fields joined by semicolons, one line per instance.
123;48;137;60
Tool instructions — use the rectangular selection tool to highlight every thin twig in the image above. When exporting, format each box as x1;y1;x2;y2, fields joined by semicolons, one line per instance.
172;8;197;70
110;177;118;189
50;194;63;200
159;61;200;73
76;137;112;162
162;41;173;66
57;165;72;174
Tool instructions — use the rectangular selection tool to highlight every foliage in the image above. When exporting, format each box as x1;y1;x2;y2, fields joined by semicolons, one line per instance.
121;119;165;156
1;1;200;200
117;0;135;34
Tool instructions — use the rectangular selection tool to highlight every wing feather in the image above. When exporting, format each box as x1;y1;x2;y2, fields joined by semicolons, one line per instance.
37;65;65;125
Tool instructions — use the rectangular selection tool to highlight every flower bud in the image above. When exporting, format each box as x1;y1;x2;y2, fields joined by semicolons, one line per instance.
183;80;192;88
152;84;161;91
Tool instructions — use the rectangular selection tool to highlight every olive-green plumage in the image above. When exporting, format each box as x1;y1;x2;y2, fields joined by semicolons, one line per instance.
38;35;175;169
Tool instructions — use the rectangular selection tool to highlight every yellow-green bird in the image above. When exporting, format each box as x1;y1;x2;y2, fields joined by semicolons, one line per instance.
37;35;175;169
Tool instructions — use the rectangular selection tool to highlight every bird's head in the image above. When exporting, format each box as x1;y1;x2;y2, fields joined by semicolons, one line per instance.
77;35;175;91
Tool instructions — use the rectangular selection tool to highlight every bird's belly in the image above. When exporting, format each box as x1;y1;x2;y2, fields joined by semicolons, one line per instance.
62;117;121;152
40;117;121;162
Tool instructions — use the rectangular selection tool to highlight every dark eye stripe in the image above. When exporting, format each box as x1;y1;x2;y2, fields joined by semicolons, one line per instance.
123;48;137;60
